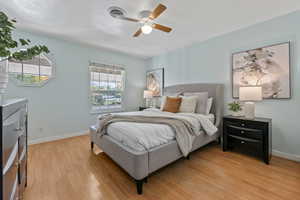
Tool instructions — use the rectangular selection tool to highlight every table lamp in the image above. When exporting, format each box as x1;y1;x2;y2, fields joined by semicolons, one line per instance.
239;86;262;119
143;90;153;107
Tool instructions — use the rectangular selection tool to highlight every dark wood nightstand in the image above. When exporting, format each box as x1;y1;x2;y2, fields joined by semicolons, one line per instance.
139;107;149;111
223;116;272;164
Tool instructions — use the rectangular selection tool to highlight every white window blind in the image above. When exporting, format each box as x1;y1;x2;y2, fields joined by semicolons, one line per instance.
89;62;125;112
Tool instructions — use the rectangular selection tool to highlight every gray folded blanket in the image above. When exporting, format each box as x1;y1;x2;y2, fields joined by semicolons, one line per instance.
97;114;197;157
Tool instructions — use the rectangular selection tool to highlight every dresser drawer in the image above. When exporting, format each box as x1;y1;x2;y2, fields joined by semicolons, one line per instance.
19;155;27;181
7;176;19;200
226;124;262;140
19;133;27;160
19;106;27;127
2;110;21;167
18;156;27;200
3;141;18;175
1;99;28;200
19;171;27;200
3;154;18;200
12;185;19;200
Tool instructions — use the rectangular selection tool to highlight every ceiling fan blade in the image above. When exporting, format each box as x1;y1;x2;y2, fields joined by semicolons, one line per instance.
119;16;140;23
149;4;167;20
153;23;172;33
133;28;142;37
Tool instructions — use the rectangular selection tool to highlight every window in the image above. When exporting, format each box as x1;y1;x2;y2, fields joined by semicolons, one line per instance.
89;62;125;113
8;53;54;87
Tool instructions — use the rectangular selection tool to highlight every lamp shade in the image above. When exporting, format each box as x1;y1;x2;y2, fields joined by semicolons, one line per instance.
239;86;262;101
143;90;153;99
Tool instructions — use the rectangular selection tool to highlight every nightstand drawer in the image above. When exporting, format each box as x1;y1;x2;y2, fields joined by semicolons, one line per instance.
228;135;262;155
224;118;266;130
226;124;262;140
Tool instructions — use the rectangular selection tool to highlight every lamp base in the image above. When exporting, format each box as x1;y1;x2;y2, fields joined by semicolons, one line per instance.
145;99;149;107
145;98;154;107
244;102;255;119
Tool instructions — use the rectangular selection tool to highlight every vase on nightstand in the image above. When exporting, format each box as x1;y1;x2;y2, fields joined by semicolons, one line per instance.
230;110;243;117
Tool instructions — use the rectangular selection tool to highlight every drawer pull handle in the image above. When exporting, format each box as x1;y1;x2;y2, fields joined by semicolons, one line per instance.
241;141;245;144
241;131;245;134
241;123;245;126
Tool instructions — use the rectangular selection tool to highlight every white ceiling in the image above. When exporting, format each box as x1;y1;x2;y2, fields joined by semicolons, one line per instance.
1;0;300;58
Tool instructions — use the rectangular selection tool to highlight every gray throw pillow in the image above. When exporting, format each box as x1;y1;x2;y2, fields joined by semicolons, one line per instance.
183;92;208;114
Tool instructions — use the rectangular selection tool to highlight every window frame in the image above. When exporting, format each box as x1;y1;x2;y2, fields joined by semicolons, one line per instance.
89;62;126;114
8;53;56;87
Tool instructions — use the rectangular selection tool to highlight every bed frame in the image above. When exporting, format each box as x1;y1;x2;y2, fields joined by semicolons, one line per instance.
90;83;224;194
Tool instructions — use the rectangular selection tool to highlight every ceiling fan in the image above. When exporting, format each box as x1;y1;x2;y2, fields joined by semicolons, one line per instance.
109;4;172;37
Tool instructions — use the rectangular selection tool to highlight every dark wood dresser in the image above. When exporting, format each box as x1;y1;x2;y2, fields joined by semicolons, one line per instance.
1;99;28;200
223;115;272;164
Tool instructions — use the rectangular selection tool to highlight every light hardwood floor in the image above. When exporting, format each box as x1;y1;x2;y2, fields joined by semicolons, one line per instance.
24;135;300;200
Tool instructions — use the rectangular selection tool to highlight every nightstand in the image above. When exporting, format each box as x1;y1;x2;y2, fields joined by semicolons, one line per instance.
223;116;272;164
139;107;149;111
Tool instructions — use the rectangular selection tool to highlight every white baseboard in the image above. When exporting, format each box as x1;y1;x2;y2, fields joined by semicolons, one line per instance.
272;150;300;162
29;130;89;145
28;132;300;163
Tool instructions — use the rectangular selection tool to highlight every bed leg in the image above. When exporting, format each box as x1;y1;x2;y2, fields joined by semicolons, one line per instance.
217;137;221;144
91;141;94;150
144;177;148;183
186;154;190;160
135;179;143;195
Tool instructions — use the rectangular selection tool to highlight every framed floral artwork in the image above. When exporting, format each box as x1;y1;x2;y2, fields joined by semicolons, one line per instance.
232;42;291;99
146;68;164;97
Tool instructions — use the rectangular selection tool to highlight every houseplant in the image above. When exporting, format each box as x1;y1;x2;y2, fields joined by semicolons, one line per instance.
0;11;49;94
228;101;243;116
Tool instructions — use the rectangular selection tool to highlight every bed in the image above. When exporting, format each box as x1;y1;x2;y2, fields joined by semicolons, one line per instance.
89;83;224;194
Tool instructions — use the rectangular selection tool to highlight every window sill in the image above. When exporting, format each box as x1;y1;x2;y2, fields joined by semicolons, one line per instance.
90;107;124;115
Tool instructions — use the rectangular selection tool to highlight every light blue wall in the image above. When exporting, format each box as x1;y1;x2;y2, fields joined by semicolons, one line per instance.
6;30;147;142
148;11;300;157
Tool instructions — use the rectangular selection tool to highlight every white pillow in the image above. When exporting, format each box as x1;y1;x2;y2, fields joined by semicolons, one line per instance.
160;96;167;110
184;92;208;114
179;96;198;113
206;97;213;114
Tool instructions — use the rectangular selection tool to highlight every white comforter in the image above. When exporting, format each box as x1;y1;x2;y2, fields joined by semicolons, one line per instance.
100;108;217;151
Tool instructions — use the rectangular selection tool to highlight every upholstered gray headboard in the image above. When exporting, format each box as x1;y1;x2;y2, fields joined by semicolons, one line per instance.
164;83;224;128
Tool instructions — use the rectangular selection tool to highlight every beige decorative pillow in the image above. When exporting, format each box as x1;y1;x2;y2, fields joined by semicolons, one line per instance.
184;92;208;114
160;96;167;110
206;97;213;114
162;97;182;113
179;96;198;113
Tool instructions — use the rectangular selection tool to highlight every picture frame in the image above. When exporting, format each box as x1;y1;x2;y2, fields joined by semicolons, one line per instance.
146;68;164;97
232;42;291;99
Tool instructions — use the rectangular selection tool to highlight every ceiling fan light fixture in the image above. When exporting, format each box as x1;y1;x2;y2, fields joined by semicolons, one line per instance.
141;24;153;34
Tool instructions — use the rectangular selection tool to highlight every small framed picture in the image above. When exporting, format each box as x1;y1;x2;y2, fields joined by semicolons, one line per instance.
146;68;164;97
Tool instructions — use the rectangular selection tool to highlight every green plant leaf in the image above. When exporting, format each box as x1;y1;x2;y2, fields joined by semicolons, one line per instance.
228;101;242;112
0;11;50;61
19;38;29;46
